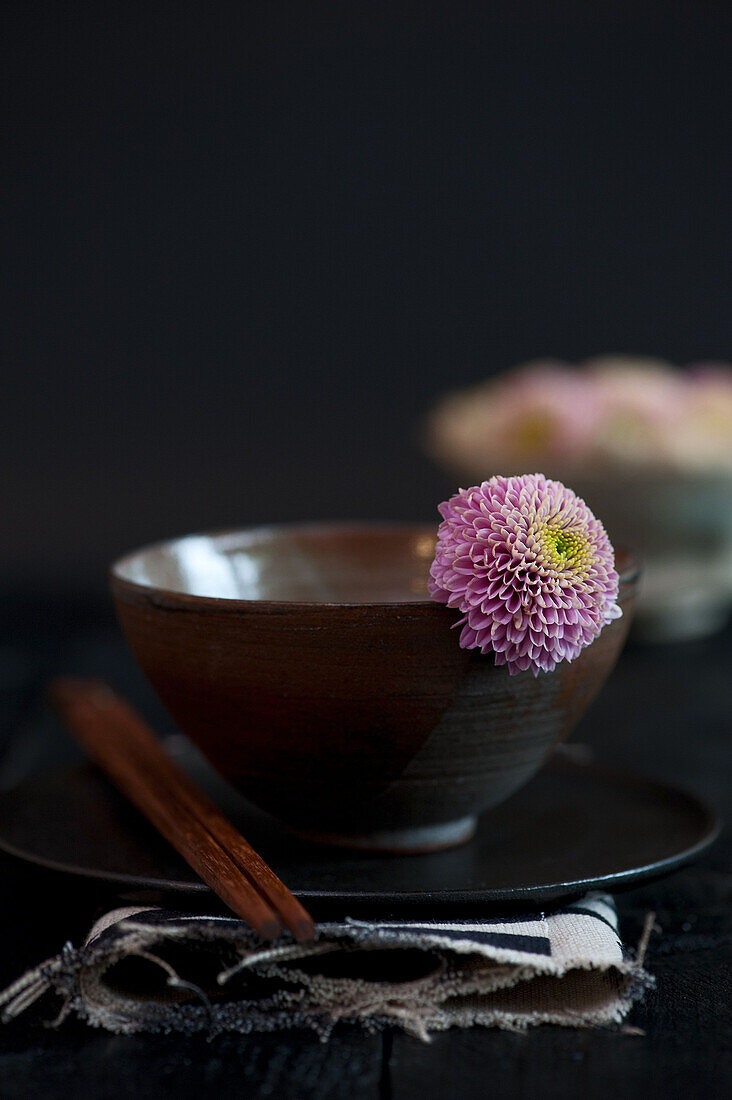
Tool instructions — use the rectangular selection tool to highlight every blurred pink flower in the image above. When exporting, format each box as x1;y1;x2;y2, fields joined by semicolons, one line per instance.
429;474;621;676
583;356;686;466
427;361;595;475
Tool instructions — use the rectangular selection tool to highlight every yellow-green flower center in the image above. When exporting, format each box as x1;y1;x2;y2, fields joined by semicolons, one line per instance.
538;524;592;573
514;410;557;451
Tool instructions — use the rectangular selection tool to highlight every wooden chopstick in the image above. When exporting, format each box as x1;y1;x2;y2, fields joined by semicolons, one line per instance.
49;678;316;944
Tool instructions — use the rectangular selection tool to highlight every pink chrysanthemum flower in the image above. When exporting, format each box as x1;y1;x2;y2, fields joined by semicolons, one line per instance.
429;474;621;676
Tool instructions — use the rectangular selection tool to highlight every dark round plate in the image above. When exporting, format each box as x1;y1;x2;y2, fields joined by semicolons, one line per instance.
0;739;719;916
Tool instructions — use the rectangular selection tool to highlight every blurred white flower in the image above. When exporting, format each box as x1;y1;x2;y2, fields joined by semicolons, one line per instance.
671;364;732;470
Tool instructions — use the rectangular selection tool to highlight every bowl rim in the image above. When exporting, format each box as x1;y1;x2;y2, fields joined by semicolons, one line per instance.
110;521;642;613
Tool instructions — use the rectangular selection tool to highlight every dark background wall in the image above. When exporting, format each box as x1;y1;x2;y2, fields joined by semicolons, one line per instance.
4;2;731;597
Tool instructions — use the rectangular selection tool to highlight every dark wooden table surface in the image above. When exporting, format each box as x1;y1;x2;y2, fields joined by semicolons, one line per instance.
0;596;729;1099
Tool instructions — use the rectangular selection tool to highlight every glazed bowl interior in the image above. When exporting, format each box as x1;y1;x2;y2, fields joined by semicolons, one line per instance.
111;525;440;604
112;524;638;606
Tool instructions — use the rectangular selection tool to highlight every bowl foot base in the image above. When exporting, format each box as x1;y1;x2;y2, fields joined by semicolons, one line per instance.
291;815;477;854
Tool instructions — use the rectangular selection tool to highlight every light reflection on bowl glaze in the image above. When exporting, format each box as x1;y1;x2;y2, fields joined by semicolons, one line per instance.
111;524;639;852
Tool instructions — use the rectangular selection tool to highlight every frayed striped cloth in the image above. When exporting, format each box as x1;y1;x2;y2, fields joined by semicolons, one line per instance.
0;892;653;1041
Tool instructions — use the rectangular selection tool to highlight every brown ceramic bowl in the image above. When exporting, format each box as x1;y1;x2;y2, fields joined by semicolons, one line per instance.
111;524;639;852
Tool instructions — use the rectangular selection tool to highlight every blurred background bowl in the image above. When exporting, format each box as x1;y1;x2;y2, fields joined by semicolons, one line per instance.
559;470;732;643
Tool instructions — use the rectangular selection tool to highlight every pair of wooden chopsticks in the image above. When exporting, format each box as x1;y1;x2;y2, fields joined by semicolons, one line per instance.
50;678;315;943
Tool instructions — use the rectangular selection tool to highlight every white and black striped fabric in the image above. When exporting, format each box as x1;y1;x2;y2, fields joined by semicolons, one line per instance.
0;893;652;1040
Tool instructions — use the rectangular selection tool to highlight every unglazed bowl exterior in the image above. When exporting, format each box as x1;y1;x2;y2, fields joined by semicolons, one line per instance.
111;524;639;852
